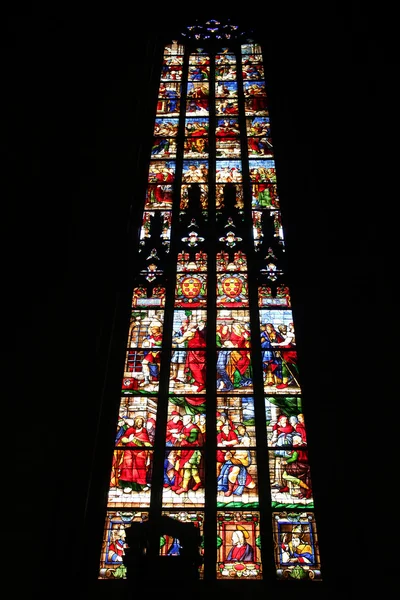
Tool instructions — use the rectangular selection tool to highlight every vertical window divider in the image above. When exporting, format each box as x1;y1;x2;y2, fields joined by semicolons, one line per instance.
236;44;276;580
202;42;217;584
146;42;189;562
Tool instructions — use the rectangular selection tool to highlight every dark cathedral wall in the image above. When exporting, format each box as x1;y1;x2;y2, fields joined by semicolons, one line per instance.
5;4;395;598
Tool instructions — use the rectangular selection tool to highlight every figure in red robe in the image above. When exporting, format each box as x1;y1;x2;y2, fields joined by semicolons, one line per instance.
184;321;207;392
118;416;152;492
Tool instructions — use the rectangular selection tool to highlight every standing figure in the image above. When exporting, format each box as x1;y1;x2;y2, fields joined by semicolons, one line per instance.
166;87;179;113
279;434;312;499
295;413;307;443
271;323;298;389
172;414;203;494
140;320;163;387
166;411;184;446
146;417;156;445
260;322;284;386
171;318;189;383
118;416;152;493
216;340;235;391
173;320;207;392
226;322;252;388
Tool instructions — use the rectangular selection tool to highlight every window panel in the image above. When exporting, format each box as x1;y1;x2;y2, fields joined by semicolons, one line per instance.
175;273;207;307
216;395;256;444
97;28;322;585
162;448;205;506
168;349;207;394
242;63;265;80
144;184;174;210
216;273;249;307
216;350;253;394
268;449;314;507
124;349;162;393
215;81;238;97
116;396;158;447
151;137;177;158
98;511;149;580
148;160;176;183
154;117;180;137
160;511;205;578
182;160;209;183
243;81;268;116
272;513;322;580
161;64;183;81
216;159;243;183
216;512;262;579
215;98;239;115
108;449;154;507
217;449;259;506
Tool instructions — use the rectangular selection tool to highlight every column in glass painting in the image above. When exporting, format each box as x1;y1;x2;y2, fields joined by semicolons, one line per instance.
214;46;261;580
159;48;210;579
241;40;322;580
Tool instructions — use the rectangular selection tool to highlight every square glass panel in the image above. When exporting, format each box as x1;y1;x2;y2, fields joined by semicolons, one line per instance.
272;513;322;580
168;349;207;395
216;160;243;183
98;511;149;579
215;98;238;115
216;511;262;579
148;160;176;184
182;160;209;183
217;449;259;507
162;449;205;507
108;450;153;507
216;273;249;307
216;395;256;445
116;396;158;447
160;511;205;579
216;351;253;394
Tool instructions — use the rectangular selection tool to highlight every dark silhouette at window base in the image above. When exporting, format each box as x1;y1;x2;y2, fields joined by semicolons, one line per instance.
123;515;203;587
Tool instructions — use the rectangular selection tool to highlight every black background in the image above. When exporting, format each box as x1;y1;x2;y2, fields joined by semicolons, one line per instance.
4;4;396;598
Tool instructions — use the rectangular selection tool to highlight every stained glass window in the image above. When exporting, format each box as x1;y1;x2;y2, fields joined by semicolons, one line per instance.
97;20;322;585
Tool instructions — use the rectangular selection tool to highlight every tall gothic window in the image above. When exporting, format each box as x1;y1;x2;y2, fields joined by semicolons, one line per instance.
97;19;322;585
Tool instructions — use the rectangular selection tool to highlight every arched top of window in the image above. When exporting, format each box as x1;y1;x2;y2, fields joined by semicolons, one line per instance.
180;17;254;44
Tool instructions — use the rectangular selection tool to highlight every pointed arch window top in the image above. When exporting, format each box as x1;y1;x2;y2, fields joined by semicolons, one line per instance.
181;18;251;41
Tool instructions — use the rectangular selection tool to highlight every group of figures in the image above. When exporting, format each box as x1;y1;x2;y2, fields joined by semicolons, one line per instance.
157;82;181;115
102;510;318;580
103;511;259;573
101;37;324;583
261;321;299;389
269;412;312;501
125;312;299;394
163;406;257;501
216;416;256;500
163;412;205;495
171;316;207;393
